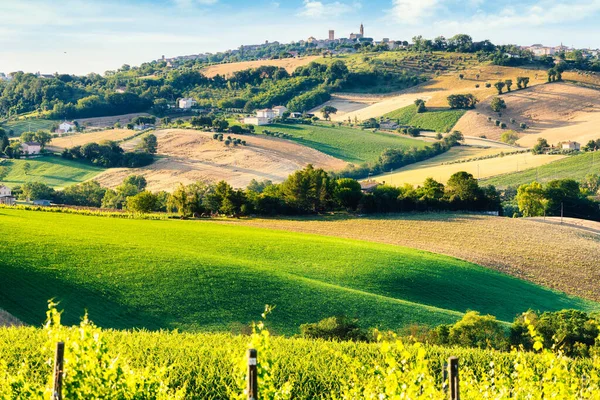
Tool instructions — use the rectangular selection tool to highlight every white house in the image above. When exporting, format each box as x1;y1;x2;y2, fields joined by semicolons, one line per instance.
58;121;76;134
272;106;288;117
21;142;42;155
561;141;581;151
243;116;270;126
0;185;15;205
178;98;197;109
256;108;276;119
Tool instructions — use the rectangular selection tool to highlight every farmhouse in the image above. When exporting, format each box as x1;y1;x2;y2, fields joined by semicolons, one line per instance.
272;106;288;117
256;109;276;119
561;141;581;151
360;180;381;193
243;117;270;126
178;98;197;109
21;142;41;155
0;185;15;205
58;121;76;134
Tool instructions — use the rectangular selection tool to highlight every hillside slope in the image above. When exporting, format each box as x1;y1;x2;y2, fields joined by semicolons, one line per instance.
201;56;321;78
231;213;600;302
0;209;596;333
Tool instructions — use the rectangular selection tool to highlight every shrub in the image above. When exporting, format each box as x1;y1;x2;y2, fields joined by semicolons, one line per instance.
448;311;507;350
224;140;231;145
300;316;368;342
520;123;527;129
495;120;501;126
500;122;507;129
490;97;507;112
485;82;491;88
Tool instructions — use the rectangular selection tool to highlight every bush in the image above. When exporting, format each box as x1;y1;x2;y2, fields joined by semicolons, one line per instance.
495;120;501;126
300;316;368;342
500;122;507;129
448;311;507;350
520;123;527;129
490;97;507;112
485;82;491;88
224;139;231;146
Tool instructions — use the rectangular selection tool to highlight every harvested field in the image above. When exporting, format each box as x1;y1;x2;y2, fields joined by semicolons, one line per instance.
94;129;346;191
76;113;152;128
454;83;600;146
321;65;548;122
201;56;321;78
372;151;564;186
228;214;600;302
49;129;138;150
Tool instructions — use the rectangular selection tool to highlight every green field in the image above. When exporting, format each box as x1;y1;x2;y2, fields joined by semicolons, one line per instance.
384;104;466;133
0;156;104;188
256;123;427;163
481;152;600;188
1;119;57;136
0;209;596;334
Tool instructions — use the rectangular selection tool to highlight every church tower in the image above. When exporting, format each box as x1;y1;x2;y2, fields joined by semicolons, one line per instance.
360;23;364;37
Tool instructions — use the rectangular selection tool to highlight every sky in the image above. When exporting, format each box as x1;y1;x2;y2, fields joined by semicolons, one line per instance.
1;0;600;75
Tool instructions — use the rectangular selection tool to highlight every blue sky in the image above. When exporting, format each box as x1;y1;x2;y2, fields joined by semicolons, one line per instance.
1;0;599;75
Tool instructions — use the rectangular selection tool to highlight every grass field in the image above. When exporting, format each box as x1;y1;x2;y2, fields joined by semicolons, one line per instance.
1;209;596;334
231;213;600;302
255;123;426;163
373;151;564;185
0;156;104;188
384;104;466;132
1;119;57;136
482;152;600;188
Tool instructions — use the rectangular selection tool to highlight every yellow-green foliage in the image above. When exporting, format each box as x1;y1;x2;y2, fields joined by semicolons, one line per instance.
1;305;600;398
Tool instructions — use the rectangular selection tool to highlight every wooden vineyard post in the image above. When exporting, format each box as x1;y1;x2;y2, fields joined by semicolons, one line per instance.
448;356;459;400
247;349;258;400
52;342;65;400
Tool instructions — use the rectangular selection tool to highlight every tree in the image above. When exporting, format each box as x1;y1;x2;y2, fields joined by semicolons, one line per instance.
126;191;158;214
281;164;333;213
494;81;505;95
300;316;367;341
320;105;338;121
500;130;519;145
516;76;530;89
446;171;480;202
490;97;506;112
504;79;513;92
414;99;427;113
581;174;600;195
531;137;549;155
334;178;362;210
516;181;546;217
447;94;478;109
448;311;506;350
23;162;31;175
138;134;158;154
21;181;55;201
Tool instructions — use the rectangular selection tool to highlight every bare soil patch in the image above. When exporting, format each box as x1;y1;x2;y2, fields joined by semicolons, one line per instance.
94;129;347;191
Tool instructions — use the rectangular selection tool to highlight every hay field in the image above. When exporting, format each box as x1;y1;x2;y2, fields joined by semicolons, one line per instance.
94;129;346;191
454;83;600;145
49;129;137;150
76;113;152;128
322;65;548;122
201;56;321;78
372;151;564;186
230;214;600;302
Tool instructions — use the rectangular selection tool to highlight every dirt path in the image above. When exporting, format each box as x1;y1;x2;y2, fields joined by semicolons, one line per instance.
95;129;347;191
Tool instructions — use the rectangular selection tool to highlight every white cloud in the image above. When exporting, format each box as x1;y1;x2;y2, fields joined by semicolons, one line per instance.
298;0;356;18
390;0;439;24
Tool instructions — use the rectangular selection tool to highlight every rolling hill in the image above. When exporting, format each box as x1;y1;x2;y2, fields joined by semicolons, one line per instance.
1;208;596;334
254;123;426;163
0;156;104;189
481;152;600;188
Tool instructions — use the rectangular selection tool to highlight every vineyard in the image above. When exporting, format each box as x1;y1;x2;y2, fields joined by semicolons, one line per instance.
1;305;599;399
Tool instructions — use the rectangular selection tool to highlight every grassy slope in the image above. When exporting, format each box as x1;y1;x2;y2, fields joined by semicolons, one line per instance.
0;209;596;334
384;104;466;133
0;156;104;189
1;119;57;136
481;152;600;188
255;123;426;163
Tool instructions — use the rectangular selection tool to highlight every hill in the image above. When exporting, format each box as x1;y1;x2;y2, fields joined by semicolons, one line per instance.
48;129;140;150
201;56;321;77
372;150;564;186
481;152;600;188
453;82;600;145
320;65;548;122
1;208;596;334
254;123;426;164
0;156;104;189
383;104;466;132
233;213;600;302
1;119;57;137
94;128;346;191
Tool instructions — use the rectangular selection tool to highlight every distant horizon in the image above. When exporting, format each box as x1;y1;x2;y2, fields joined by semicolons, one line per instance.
1;0;599;76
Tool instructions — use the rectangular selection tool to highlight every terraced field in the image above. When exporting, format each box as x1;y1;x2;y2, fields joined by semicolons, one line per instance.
1;208;596;334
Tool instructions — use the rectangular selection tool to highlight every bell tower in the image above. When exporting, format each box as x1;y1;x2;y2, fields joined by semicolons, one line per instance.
360;23;364;37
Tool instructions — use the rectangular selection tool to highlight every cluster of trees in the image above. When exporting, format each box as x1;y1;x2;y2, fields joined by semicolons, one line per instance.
447;94;478;109
61;141;154;168
515;178;600;220
583;138;600;151
336;130;465;180
547;67;563;82
0;128;53;159
300;309;600;358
